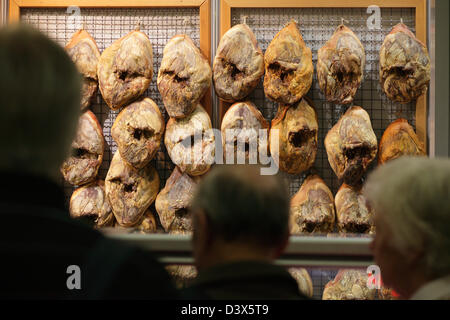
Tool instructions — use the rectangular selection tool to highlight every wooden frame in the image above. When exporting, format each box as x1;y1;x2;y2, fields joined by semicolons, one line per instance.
220;0;428;152
8;0;212;116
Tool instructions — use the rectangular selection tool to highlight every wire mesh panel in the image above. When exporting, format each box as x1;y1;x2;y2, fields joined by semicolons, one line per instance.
231;7;415;300
307;268;337;299
20;7;201;203
231;7;416;197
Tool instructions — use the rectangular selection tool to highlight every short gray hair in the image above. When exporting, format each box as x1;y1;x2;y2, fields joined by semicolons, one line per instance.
364;157;450;278
191;164;290;247
0;24;81;179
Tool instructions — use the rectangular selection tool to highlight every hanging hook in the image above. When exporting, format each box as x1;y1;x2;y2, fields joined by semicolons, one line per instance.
82;17;86;30
242;15;248;25
400;17;403;24
284;19;298;28
135;18;142;31
340;17;349;26
183;18;190;26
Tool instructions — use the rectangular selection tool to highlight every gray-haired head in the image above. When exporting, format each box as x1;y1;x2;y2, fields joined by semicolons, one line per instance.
191;164;290;247
364;156;450;279
0;24;81;180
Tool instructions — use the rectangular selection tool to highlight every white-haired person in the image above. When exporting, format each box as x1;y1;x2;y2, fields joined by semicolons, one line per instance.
184;164;309;299
364;157;450;300
0;24;178;299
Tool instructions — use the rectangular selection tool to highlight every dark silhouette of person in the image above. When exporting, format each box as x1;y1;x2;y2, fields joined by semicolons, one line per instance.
0;24;178;300
185;164;308;300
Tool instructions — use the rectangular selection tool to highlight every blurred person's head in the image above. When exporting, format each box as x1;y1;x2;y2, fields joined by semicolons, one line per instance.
0;24;81;181
364;157;450;299
190;164;290;271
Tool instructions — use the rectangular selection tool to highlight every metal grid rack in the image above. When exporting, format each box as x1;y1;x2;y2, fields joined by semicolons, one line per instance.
17;6;408;300
231;7;416;196
228;7;415;299
307;268;337;299
20;8;201;204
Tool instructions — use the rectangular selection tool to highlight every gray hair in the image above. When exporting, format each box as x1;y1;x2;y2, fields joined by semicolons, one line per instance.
191;164;290;247
0;24;81;180
364;157;450;278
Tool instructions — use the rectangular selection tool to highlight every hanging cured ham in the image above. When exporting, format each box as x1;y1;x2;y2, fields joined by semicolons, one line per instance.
105;152;159;227
61;111;104;186
213;24;264;102
378;118;426;165
98;29;153;110
164;104;215;176
65;28;101;110
263;21;313;104
221;101;269;164
317;24;365;104
69;180;114;228
270;97;318;174
324;106;377;186
155;167;199;234
158;35;211;119
379;23;430;103
335;183;373;234
290;175;335;234
112;97;164;169
322;269;377;300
